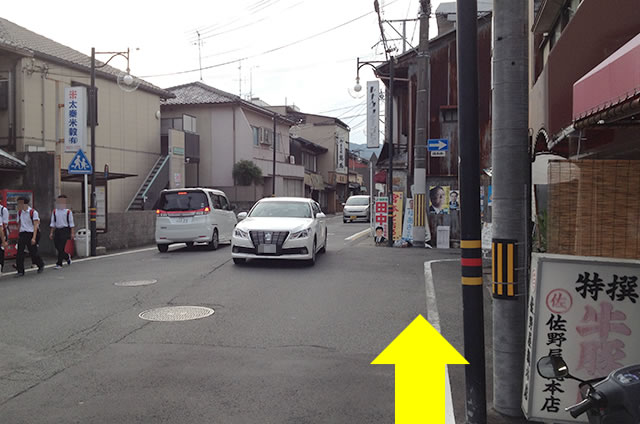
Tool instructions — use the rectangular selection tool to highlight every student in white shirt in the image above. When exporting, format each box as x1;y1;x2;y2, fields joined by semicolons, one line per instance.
0;203;8;272
15;196;45;277
49;194;75;269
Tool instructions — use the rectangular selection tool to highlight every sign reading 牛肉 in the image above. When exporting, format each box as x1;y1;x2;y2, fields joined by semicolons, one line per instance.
64;86;87;153
522;253;640;423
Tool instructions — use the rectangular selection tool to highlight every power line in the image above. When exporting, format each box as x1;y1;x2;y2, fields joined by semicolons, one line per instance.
142;0;401;79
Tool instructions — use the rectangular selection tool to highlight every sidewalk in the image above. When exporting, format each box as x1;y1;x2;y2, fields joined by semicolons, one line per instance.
428;256;537;424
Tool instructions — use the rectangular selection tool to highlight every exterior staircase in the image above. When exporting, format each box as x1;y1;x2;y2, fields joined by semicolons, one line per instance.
126;155;170;211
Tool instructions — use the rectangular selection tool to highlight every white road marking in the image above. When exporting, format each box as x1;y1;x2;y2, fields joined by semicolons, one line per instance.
425;259;460;424
344;228;370;241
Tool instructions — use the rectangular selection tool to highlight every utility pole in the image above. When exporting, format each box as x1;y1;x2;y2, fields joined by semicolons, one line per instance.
456;1;487;423
196;31;203;81
387;57;395;247
492;0;529;416
89;48;97;257
412;0;431;247
272;113;277;196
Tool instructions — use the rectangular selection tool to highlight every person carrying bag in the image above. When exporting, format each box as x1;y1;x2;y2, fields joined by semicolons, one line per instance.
49;194;75;269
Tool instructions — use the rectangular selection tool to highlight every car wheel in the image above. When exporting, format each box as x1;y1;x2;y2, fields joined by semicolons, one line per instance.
233;258;246;265
319;232;327;254
208;229;219;251
185;242;194;250
307;239;317;266
157;244;169;253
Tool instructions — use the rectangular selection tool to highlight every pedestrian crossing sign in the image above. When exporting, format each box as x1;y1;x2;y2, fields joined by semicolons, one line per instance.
68;149;93;174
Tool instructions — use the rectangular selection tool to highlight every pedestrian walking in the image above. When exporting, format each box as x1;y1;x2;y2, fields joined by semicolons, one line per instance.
15;197;44;277
0;202;8;273
49;195;75;269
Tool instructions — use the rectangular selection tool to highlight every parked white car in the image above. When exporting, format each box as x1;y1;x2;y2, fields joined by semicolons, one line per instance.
155;188;237;252
342;195;371;223
231;197;327;266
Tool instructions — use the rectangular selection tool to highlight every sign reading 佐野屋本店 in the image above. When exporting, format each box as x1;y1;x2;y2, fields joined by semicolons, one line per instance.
522;253;640;423
373;197;388;244
64;86;87;153
392;192;403;241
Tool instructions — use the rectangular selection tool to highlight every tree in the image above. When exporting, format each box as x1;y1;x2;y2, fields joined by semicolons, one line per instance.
232;160;263;186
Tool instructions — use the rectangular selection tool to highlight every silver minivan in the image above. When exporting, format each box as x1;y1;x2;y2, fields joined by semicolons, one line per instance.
155;188;237;252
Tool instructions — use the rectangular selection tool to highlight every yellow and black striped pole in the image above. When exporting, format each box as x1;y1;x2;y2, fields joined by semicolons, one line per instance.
492;239;518;298
457;0;487;421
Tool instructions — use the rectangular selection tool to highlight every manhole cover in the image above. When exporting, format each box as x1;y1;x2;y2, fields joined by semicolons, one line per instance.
115;279;157;287
138;306;214;322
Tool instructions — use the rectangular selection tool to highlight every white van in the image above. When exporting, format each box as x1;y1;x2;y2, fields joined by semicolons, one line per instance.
154;188;237;252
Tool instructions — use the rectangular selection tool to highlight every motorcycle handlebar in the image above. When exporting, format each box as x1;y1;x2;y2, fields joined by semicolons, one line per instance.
567;397;597;418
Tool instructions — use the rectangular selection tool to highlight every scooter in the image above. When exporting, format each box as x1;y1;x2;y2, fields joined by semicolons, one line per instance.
537;355;640;423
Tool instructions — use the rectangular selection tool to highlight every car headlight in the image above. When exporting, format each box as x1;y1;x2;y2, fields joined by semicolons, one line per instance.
289;228;311;239
234;228;249;239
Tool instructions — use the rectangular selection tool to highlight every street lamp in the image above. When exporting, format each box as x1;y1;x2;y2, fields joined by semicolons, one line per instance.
89;47;134;256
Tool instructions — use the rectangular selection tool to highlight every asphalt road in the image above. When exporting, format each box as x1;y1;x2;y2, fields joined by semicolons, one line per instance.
0;216;437;423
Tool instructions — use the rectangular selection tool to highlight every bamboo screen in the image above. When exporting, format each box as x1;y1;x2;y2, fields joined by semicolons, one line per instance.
547;160;640;259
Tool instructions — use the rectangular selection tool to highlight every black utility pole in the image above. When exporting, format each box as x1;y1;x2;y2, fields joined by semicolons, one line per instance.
89;48;97;257
456;1;487;423
272;114;277;196
387;57;394;247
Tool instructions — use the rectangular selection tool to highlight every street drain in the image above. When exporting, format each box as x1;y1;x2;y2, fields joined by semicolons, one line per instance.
115;279;157;287
138;306;214;322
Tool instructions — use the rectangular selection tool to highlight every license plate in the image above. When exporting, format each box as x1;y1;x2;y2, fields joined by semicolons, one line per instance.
173;217;192;224
351;216;357;220
258;244;277;254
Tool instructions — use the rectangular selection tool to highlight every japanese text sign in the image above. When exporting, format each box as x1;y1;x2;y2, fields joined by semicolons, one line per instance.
522;253;640;423
392;191;403;241
64;86;87;153
366;81;379;148
336;138;347;173
374;196;388;243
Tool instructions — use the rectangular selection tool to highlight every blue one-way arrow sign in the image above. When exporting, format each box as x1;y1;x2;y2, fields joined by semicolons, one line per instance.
428;138;449;151
68;148;93;175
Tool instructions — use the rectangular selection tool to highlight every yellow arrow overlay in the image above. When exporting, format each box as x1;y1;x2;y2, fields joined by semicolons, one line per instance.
372;315;468;423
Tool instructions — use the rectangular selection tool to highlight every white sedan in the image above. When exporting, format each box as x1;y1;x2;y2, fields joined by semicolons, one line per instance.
231;197;327;266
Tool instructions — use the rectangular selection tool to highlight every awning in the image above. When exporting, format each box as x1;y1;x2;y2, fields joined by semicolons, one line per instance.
61;169;137;184
0;149;26;171
573;33;640;125
304;172;325;191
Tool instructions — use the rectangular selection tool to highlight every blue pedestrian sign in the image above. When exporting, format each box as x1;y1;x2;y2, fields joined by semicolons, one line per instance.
68;149;93;175
428;138;449;152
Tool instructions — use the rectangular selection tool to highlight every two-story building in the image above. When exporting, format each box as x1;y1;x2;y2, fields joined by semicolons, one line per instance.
289;135;328;209
160;82;304;208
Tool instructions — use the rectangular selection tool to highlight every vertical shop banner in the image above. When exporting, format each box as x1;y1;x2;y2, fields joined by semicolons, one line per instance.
374;196;388;244
336;138;347;173
366;81;380;148
64;86;87;153
95;186;106;232
392;191;404;241
401;197;414;243
522;253;640;423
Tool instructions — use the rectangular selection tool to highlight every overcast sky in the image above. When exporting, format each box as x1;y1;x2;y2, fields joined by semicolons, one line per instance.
3;0;443;145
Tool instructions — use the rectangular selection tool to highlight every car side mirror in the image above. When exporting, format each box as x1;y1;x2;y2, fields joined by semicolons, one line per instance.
316;212;326;218
341;202;346;206
537;355;569;379
237;212;248;221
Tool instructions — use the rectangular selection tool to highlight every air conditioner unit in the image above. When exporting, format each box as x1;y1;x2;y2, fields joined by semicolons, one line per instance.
289;155;296;165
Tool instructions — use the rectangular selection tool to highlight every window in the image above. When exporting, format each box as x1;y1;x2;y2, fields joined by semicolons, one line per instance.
211;194;222;209
156;190;209;211
252;126;260;145
183;114;197;133
219;195;230;211
442;108;458;123
161;117;184;134
249;201;311;218
312;202;321;216
277;133;283;152
302;151;317;172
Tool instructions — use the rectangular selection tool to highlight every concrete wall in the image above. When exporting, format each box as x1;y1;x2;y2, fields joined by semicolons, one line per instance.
7;56;162;213
98;210;156;251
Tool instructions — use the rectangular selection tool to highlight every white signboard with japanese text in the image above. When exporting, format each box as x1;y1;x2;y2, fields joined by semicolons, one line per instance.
336;138;347;174
366;81;380;148
96;185;106;232
401;198;414;243
522;253;640;423
64;86;87;153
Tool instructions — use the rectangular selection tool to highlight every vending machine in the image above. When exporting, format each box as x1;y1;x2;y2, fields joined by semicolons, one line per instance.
0;189;34;259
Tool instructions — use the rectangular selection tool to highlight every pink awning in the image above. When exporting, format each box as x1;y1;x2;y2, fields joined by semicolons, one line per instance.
573;33;640;121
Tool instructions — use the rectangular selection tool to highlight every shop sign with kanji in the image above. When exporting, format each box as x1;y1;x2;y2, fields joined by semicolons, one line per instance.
64;86;87;153
522;253;640;423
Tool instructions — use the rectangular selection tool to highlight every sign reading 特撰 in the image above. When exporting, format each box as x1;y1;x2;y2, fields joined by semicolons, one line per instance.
522;253;640;423
64;86;87;153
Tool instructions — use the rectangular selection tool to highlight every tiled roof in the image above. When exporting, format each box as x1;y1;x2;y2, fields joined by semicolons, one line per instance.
0;17;173;98
0;148;26;170
163;81;240;106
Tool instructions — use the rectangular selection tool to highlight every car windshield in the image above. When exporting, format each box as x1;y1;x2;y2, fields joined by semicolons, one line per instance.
249;201;312;218
157;191;209;211
346;197;369;206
